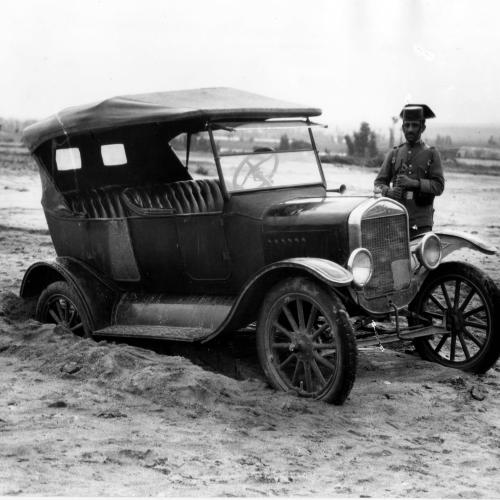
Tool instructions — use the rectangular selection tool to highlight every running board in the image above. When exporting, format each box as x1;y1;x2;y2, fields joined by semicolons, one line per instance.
357;325;447;347
94;325;212;342
96;293;236;342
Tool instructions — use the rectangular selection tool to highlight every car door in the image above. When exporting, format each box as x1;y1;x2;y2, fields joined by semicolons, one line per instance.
176;212;231;281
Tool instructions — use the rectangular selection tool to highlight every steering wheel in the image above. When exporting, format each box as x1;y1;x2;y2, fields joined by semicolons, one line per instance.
232;148;279;189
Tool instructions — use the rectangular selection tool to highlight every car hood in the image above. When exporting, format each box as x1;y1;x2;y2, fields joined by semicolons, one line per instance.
262;193;371;265
263;193;370;229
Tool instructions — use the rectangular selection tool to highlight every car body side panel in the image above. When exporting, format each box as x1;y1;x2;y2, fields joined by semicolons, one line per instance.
223;214;266;290
45;213;141;282
114;294;233;331
126;215;183;290
176;213;231;281
223;185;328;291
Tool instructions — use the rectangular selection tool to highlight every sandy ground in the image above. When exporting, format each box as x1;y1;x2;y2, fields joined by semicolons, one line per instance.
0;163;499;496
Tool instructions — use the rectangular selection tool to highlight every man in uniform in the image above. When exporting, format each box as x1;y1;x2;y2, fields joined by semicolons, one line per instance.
374;104;445;238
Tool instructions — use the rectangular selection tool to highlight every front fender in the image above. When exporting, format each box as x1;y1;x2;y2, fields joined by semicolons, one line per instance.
410;230;496;260
434;230;497;259
20;257;120;330
202;258;352;342
264;258;353;287
408;230;497;292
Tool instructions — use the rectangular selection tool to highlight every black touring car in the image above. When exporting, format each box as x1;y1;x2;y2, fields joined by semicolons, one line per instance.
20;88;500;404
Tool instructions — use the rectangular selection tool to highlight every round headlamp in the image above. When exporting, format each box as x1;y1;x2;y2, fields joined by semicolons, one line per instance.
347;248;373;288
416;232;442;270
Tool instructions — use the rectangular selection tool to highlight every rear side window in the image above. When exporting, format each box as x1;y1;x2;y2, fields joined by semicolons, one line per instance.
55;148;82;171
101;143;127;166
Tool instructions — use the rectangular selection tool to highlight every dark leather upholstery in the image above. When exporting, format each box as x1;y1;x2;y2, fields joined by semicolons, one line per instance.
66;179;223;218
66;186;128;218
124;179;223;214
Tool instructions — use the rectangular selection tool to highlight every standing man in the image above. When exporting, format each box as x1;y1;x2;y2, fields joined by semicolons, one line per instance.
374;104;445;238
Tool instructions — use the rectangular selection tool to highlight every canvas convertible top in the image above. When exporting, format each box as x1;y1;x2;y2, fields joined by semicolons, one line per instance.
22;87;322;152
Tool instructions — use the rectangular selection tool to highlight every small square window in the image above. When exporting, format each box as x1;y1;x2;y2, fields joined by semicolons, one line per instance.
101;144;127;166
55;148;82;171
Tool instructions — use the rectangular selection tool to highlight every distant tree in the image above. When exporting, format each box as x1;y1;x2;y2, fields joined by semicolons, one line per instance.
192;134;211;152
488;135;498;147
368;131;378;157
344;135;355;156
389;128;395;148
291;139;310;149
435;134;454;147
389;116;399;148
353;122;370;157
345;122;377;158
279;134;290;151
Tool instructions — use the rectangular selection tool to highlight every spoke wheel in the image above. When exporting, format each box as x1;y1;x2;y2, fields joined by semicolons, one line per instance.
411;262;500;373
36;281;92;338
257;277;357;405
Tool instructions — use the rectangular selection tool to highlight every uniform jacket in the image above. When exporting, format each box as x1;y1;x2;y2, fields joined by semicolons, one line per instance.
374;141;444;228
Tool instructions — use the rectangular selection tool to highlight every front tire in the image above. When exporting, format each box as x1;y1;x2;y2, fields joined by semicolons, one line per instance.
36;281;92;338
257;277;357;405
411;262;500;373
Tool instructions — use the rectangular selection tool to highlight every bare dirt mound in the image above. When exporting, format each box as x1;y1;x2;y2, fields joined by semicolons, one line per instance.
0;292;256;409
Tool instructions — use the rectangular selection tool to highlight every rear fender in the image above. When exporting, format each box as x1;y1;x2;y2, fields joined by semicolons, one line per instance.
203;258;352;342
20;257;120;330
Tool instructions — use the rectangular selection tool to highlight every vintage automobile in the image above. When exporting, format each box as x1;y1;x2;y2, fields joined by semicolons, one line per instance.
21;87;500;404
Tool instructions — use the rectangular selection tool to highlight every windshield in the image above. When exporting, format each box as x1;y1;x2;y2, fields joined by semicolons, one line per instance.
211;122;324;192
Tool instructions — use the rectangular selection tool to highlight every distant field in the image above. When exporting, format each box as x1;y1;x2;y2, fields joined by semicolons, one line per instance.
0;145;36;173
445;160;500;176
456;157;500;168
0;141;28;154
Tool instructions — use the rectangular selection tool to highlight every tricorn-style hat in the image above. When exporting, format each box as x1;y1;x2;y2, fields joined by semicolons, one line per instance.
400;104;436;121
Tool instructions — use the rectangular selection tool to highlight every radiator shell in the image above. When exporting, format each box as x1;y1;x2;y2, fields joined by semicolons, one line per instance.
348;198;417;314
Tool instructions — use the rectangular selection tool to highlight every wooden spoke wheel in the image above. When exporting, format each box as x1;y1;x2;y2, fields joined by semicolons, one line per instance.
36;281;92;338
411;262;500;373
257;277;357;405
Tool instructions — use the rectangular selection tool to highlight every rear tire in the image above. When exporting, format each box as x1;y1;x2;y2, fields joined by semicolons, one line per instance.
410;262;500;373
36;281;92;338
257;277;357;405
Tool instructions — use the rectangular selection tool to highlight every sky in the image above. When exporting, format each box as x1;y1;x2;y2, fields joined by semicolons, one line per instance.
1;0;500;129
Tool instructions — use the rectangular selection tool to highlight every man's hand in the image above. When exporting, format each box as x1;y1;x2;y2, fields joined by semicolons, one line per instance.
386;187;403;200
397;175;420;189
374;185;389;196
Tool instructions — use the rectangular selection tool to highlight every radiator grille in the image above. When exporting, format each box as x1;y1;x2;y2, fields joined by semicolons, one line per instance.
361;214;410;298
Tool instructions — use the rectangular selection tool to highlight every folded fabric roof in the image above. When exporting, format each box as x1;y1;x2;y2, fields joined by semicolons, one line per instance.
23;87;322;151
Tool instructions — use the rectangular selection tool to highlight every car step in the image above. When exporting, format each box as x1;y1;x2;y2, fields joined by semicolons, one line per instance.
94;324;212;342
